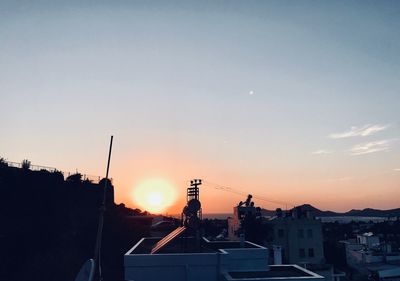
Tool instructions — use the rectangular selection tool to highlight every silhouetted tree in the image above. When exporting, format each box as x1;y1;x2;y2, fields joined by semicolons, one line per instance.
21;159;31;170
240;215;271;245
66;173;82;183
99;178;112;186
0;158;7;167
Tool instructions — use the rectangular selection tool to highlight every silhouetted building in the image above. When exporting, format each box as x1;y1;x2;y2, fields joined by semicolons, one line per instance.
339;232;400;280
227;195;260;241
268;207;325;265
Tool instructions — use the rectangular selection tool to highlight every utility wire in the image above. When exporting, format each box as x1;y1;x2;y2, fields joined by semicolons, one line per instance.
202;180;295;209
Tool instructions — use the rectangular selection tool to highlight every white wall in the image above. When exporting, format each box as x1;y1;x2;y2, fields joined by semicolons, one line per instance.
125;244;270;281
125;253;221;281
220;247;269;271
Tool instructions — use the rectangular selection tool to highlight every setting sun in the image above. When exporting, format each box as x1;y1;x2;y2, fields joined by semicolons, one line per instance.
132;178;177;214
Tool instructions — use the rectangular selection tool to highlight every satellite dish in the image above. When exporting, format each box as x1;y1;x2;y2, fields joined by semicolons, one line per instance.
187;199;201;213
74;259;95;281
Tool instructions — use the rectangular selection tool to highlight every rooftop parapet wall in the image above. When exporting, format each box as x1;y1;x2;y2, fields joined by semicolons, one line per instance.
220;247;269;271
125;250;225;281
124;237;270;281
221;265;325;281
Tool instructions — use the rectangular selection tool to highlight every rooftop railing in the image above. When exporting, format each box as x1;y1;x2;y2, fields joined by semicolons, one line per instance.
1;159;110;184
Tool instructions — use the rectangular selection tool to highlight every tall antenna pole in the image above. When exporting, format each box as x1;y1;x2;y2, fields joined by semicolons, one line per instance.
93;135;114;281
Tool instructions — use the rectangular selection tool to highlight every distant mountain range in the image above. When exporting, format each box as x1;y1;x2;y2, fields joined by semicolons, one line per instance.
261;204;400;218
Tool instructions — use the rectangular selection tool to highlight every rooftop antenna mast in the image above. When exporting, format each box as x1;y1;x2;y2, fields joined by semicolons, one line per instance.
74;136;113;281
183;179;202;224
150;179;203;254
93;135;114;281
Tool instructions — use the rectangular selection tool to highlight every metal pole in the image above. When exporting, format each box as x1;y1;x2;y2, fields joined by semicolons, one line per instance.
93;135;114;280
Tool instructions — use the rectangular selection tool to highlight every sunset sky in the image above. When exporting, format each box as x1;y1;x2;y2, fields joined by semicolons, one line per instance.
1;1;399;214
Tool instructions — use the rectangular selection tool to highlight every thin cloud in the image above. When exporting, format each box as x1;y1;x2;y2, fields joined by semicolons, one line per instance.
325;176;353;182
350;139;394;156
329;124;390;139
312;150;333;155
394;168;400;172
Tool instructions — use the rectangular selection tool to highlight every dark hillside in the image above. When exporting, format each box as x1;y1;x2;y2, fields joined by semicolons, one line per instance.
261;204;400;218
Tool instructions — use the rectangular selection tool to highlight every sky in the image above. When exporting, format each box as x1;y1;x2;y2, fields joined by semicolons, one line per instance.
1;1;399;214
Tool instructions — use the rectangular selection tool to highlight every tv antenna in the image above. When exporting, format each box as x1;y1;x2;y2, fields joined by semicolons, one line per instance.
151;179;203;254
182;179;202;227
74;135;113;281
93;135;113;281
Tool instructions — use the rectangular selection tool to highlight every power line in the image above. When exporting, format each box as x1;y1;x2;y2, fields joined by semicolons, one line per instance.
202;180;294;209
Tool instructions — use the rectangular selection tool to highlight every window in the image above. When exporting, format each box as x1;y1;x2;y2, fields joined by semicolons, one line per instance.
308;248;315;257
278;229;284;238
297;229;304;238
307;229;313;238
299;248;305;258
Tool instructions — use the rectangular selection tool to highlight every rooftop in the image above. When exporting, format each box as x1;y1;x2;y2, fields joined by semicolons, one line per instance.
366;262;400;271
223;265;324;280
127;237;263;255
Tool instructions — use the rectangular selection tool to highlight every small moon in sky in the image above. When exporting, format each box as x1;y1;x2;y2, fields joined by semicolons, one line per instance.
249;90;254;95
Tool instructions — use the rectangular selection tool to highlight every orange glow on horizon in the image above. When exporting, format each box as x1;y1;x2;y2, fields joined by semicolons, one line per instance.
132;178;178;214
111;149;400;215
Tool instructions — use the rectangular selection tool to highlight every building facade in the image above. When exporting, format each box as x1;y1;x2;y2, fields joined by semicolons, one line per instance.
268;209;325;265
